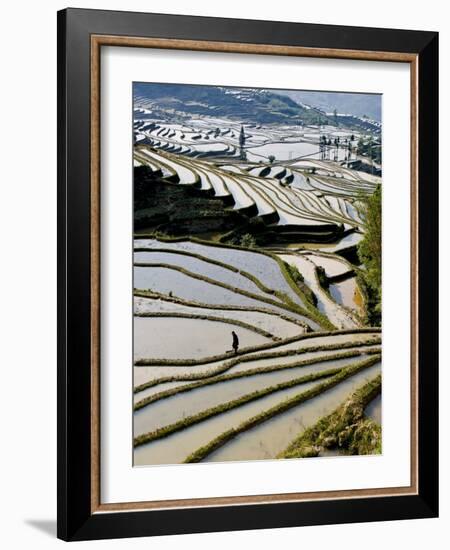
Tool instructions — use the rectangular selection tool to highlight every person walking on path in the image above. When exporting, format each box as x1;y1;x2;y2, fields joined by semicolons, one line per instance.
231;331;239;354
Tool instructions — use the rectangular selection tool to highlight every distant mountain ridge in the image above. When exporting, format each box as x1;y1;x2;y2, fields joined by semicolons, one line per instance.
133;83;380;130
134;83;315;125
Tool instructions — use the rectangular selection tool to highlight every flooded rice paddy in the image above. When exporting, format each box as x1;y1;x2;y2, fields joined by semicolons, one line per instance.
134;379;322;465
133;354;370;437
135;239;308;309
329;277;364;316
206;363;381;462
132;107;382;466
279;253;359;329
134;316;270;361
134;250;272;297
134;362;380;465
365;394;382;425
134;297;305;339
133;331;380;388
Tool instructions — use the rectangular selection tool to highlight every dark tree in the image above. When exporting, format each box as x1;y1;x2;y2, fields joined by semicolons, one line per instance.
239;125;246;148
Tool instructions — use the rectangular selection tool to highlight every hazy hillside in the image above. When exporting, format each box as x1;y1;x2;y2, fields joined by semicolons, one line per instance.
133;83;364;127
276;90;381;121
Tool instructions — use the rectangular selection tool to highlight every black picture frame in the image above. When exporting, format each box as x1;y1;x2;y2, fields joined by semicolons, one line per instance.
57;7;438;541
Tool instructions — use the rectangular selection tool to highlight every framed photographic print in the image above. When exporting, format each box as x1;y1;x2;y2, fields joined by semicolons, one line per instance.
57;8;439;541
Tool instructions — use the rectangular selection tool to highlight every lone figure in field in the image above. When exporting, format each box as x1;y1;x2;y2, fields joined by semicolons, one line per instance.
231;331;239;354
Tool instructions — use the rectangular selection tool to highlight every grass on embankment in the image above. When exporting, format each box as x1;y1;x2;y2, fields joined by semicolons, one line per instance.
134;355;381;450
134;344;381;410
134;246;277;297
134;290;309;330
183;355;381;463
135;311;278;340
134;327;381;367
278;374;382;459
134;261;321;328
314;264;365;326
134;233;336;330
279;260;335;331
135;367;345;448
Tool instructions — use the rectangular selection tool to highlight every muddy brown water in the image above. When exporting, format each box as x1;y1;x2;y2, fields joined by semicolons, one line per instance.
329;277;363;316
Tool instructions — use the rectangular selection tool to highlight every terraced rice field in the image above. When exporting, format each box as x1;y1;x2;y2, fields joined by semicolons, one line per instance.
134;350;381;465
133;240;381;465
133;99;382;466
136;144;373;228
204;361;381;463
